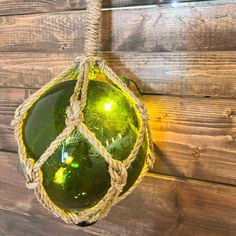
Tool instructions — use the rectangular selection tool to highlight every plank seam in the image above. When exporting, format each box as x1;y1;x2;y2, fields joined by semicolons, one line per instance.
147;172;236;188
1;150;236;188
0;1;234;18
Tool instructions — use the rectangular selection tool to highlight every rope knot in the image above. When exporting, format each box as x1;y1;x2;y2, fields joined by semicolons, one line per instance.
75;55;104;70
23;160;39;189
26;179;39;190
65;101;84;127
109;160;127;192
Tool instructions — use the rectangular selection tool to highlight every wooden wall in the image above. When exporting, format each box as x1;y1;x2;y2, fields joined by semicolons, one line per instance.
0;0;236;235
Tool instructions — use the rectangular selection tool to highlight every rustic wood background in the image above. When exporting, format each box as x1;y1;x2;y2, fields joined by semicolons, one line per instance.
0;0;236;235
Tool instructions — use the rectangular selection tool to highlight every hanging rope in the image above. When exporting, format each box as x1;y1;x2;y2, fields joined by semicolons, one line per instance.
12;0;155;224
84;0;102;56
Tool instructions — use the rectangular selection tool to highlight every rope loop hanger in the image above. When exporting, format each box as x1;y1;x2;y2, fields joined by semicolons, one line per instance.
12;0;155;225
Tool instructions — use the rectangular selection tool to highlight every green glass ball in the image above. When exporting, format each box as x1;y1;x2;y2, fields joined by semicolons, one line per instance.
23;79;147;212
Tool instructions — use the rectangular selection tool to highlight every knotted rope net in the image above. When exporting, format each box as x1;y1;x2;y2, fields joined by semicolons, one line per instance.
12;0;155;224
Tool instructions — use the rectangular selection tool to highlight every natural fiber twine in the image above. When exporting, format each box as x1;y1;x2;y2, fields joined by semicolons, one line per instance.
12;0;155;224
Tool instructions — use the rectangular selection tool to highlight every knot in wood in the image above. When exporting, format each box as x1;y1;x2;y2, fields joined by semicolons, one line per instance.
225;109;234;119
192;147;201;157
231;133;236;141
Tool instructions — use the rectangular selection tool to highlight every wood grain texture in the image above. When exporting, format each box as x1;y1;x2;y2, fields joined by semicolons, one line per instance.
0;0;215;16
1;87;236;185
0;0;154;16
143;95;236;185
0;209;93;236
1;0;236;235
1;52;236;97
0;151;236;236
0;3;235;52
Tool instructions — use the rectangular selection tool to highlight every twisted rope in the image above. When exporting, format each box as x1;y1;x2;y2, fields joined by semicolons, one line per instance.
84;0;102;57
12;0;155;225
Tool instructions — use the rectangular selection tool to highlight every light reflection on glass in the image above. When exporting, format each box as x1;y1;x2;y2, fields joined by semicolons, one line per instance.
61;131;80;164
104;101;113;111
71;162;79;168
74;192;87;199
54;167;67;185
64;156;73;165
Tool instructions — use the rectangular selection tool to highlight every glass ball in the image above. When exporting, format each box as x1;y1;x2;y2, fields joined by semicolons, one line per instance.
23;79;147;211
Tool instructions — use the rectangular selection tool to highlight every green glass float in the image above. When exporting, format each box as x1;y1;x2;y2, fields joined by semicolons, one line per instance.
12;0;154;226
22;69;148;219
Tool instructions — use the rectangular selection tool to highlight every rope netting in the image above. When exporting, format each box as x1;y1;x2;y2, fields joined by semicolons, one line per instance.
12;0;155;224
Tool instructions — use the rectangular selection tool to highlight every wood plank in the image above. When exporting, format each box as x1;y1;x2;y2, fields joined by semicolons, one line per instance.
0;209;93;236
0;1;216;16
1;88;236;185
0;4;235;52
1;151;236;235
0;1;155;16
1;52;236;97
143;95;236;185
